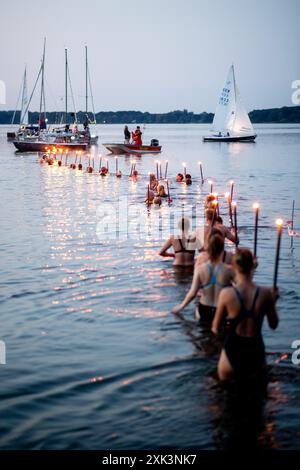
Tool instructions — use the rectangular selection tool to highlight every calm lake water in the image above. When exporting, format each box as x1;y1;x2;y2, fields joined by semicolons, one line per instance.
0;123;300;449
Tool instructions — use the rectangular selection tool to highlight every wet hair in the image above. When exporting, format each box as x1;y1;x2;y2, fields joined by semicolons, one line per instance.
185;174;192;179
216;215;223;224
207;234;224;262
208;228;224;239
178;216;190;233
205;209;214;221
233;248;254;275
206;194;215;203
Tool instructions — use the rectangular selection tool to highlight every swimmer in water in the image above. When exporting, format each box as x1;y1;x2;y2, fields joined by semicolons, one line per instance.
159;217;200;267
172;233;234;322
100;166;108;176
212;248;279;381
149;173;158;191
157;184;167;198
145;189;155;204
205;194;216;210
185;174;192;185
176;173;184;182
196;228;233;267
200;209;238;250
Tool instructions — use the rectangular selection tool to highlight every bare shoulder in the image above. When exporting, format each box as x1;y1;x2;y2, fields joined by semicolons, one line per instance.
195;252;208;266
259;285;272;303
219;286;234;301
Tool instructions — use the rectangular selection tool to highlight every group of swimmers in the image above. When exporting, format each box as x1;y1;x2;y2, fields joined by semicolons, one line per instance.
176;172;192;185
159;192;279;382
145;173;169;206
39;151;280;382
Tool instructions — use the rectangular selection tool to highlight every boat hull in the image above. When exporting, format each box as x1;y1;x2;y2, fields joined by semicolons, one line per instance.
13;141;88;152
102;143;162;155
203;134;257;142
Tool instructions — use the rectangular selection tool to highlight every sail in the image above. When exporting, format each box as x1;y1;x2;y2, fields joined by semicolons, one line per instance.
231;84;254;135
20;67;28;125
212;65;254;136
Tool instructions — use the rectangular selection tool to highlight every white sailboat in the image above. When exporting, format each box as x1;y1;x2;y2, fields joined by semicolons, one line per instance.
203;64;256;142
7;67;29;140
20;67;28;125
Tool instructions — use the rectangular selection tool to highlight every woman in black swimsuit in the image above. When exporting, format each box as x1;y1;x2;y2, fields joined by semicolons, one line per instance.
159;217;200;267
212;248;279;381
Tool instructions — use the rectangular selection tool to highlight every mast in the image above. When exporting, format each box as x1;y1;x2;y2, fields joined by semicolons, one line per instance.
231;63;237;130
232;64;237;107
39;38;46;126
65;48;68;124
20;66;28;125
85;45;88;116
11;69;24;125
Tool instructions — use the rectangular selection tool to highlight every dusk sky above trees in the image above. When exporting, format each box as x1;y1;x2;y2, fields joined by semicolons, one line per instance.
0;0;299;113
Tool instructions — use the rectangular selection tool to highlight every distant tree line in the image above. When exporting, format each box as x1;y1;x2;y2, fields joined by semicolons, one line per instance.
0;106;299;125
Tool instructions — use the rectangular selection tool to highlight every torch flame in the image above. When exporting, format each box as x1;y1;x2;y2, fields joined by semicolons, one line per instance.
276;218;283;226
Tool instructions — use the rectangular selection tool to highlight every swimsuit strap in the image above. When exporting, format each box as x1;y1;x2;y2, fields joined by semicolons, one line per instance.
222;250;227;262
233;286;260;319
175;236;196;254
201;262;224;289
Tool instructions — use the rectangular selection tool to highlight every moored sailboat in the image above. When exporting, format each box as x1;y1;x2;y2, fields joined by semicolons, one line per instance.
203;64;256;142
7;66;29;140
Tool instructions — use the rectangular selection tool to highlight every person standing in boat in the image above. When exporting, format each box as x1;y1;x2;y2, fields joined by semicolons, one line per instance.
132;126;142;146
124;125;131;143
212;248;279;380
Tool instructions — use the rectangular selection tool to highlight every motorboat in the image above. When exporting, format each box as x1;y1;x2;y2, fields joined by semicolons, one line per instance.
103;139;162;155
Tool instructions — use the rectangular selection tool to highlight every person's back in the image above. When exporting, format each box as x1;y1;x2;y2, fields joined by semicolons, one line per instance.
203;209;238;249
159;217;199;267
172;233;234;322
197;259;233;308
212;248;279;380
171;234;197;266
195;235;234;321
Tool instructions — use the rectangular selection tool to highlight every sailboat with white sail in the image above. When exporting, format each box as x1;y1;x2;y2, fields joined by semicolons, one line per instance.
203;64;256;142
7;67;29;140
